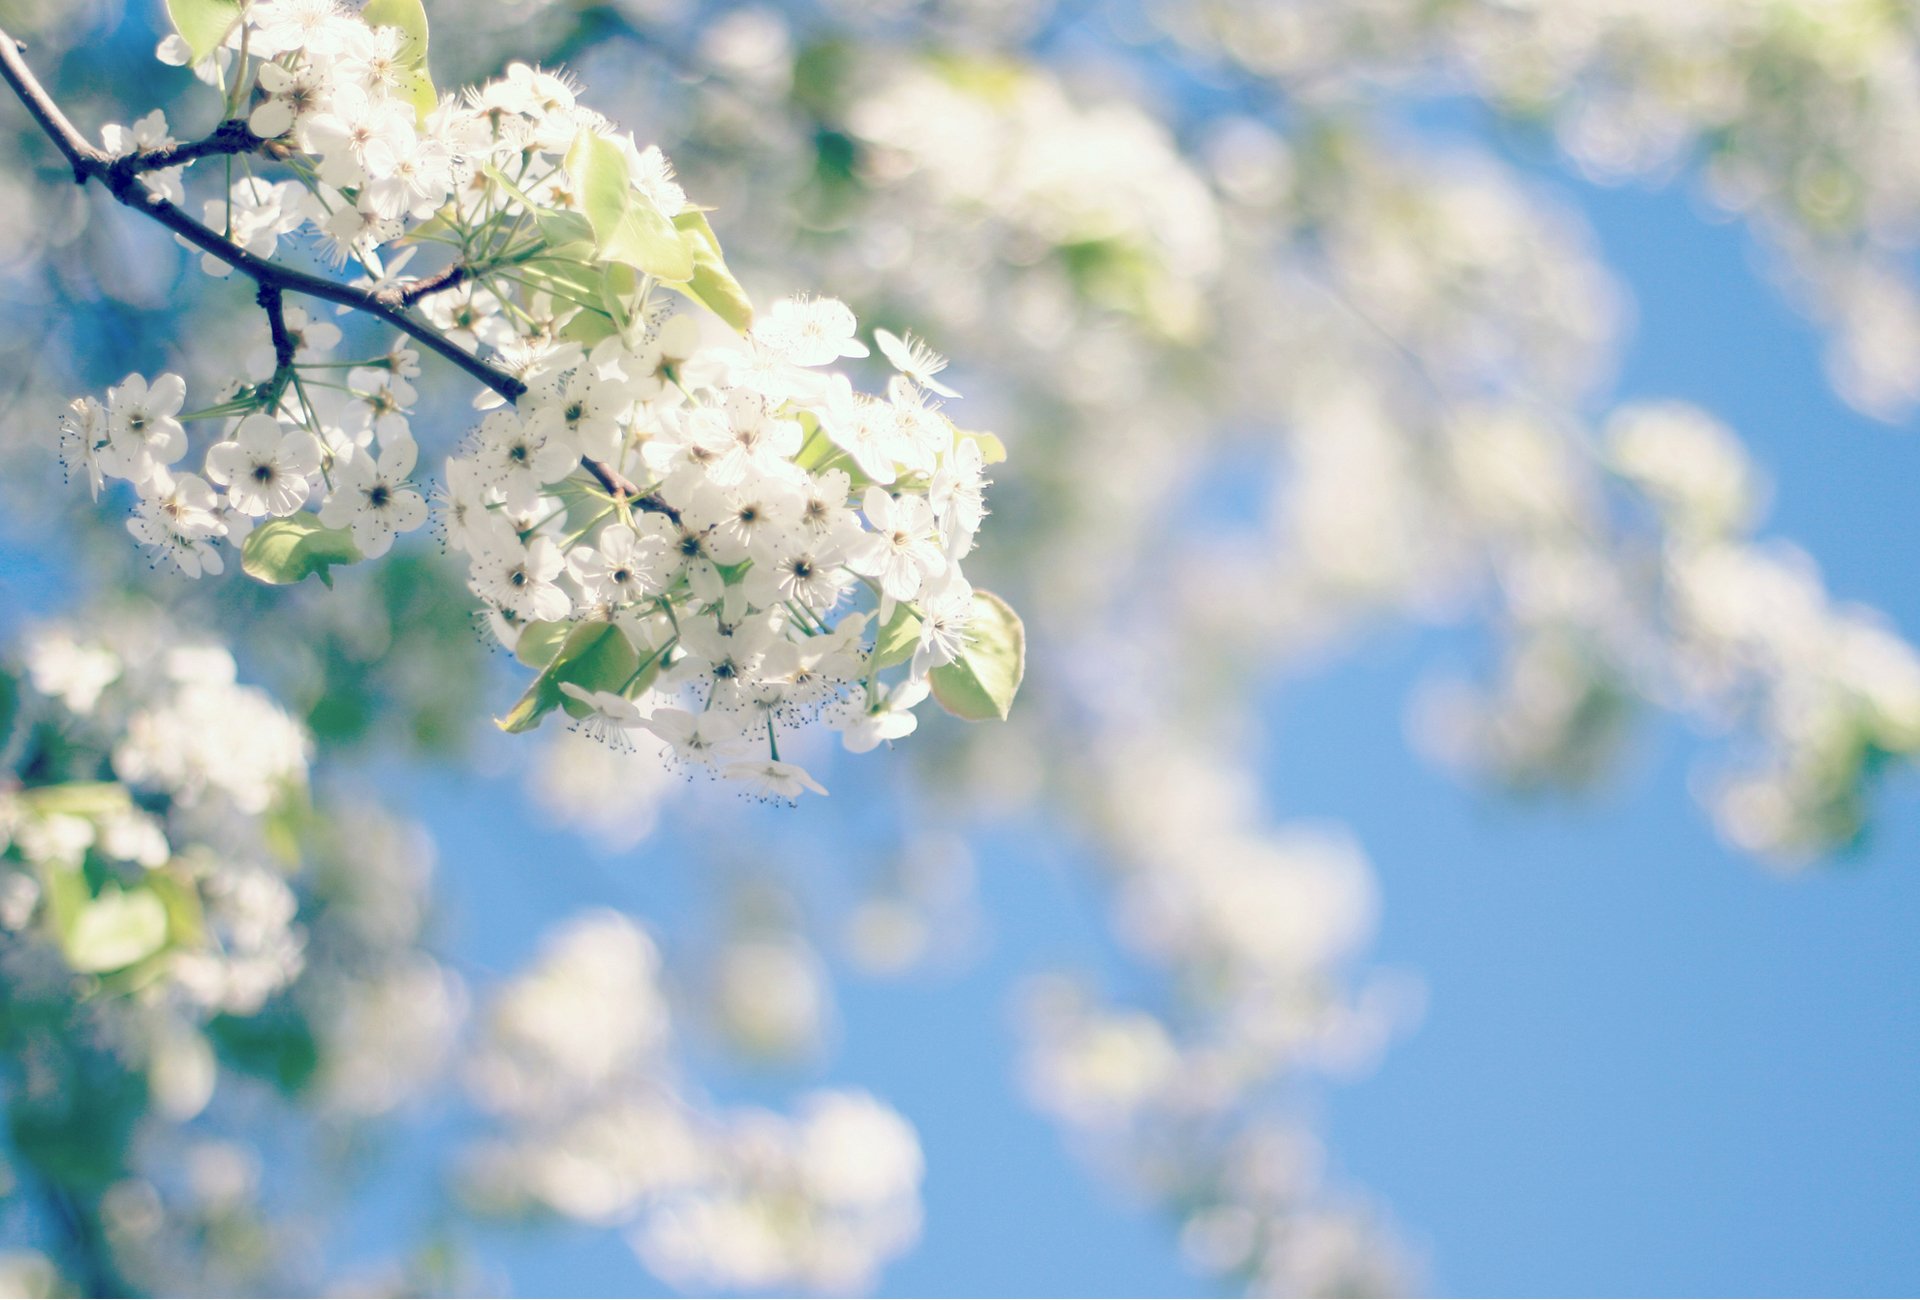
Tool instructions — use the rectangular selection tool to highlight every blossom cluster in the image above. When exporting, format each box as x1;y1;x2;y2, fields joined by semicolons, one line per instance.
51;0;1011;792
464;910;925;1292
0;602;469;1294
447;295;992;799
5;613;311;1019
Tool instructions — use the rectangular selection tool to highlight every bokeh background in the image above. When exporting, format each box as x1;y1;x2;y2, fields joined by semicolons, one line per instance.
0;0;1917;1295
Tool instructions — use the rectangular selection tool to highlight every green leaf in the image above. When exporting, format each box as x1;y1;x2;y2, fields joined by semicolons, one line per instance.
958;427;1008;465
521;252;613;314
670;210;754;332
242;514;362;588
566;131;695;283
362;0;434;119
871;602;922;671
394;66;438;121
209;1006;320;1095
513;620;572;669
17;782;131;820
164;0;242;62
929;590;1025;722
148;871;206;950
361;0;429;66
62;884;170;974
497;621;639;733
534;208;595;249
561;310;620;349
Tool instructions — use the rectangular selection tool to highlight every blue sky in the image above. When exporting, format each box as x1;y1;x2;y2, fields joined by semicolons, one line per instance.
1285;156;1920;1295
4;16;1915;1290
409;156;1920;1295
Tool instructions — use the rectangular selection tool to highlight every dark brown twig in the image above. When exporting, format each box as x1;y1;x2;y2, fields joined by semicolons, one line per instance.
0;27;671;511
0;26;525;405
114;116;260;175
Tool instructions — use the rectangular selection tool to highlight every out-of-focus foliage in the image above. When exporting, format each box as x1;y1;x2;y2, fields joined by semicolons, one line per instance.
0;606;461;1295
2;0;1918;1295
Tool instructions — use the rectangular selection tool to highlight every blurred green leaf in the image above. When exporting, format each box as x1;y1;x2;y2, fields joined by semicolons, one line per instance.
929;591;1025;722
871;603;922;671
362;0;429;65
242;514;362;588
61;885;170;974
497;621;639;733
164;0;242;63
16;782;131;820
671;210;754;332
567;131;694;282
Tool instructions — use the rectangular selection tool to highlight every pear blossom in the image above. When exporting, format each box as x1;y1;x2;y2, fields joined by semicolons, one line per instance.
105;372;189;484
204;414;322;517
318;439;428;557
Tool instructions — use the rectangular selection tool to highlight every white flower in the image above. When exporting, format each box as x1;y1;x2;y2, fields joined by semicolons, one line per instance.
848;487;946;604
58;396;111;498
570;521;670;605
205;413;322;517
722;758;828;800
128;470;226;577
249;61;330;140
911;569;976;678
305;82;416;187
627;143;686;218
748;535;854;612
362;131;455;221
319;438;428;557
818;382;906;485
753;296;869;366
24;629;121;715
105;372;189;484
523;369;635;462
470;408;579;513
875;328;960;398
930;436;987;556
840;678;928;754
99;108;173;159
557;682;653;748
704;391;804;488
642;707;748;764
476;536;572;622
250;0;358;58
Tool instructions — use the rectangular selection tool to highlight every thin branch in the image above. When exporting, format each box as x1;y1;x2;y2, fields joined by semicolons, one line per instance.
0;27;670;513
0;25;526;404
256;280;298;407
385;261;469;308
257;282;297;370
118;116;262;175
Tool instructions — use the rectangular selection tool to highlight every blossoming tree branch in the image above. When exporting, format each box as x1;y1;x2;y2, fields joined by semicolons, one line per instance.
0;0;1022;802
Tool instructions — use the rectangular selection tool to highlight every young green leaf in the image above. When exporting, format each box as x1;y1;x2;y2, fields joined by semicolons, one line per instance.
497;621;640;733
242;514;363;588
361;0;429;66
62;885;171;974
513;620;572;669
566;131;695;283
929;590;1025;722
957;427;1009;465
164;0;242;63
671;210;755;332
361;0;435;118
16;782;132;820
871;602;922;671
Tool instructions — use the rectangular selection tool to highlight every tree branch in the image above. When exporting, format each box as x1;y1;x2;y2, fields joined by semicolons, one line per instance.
116;116;261;175
0;26;526;405
0;27;665;509
384;261;469;308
